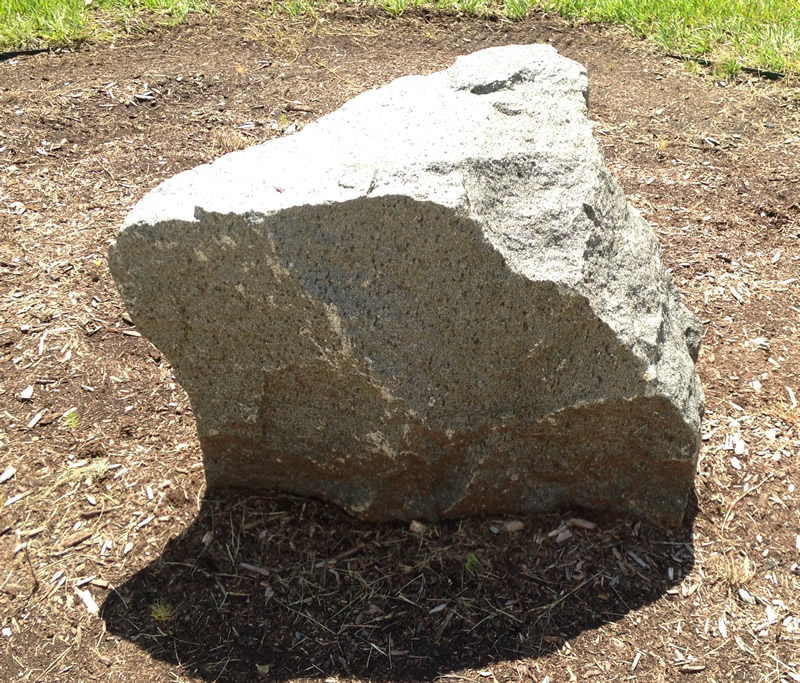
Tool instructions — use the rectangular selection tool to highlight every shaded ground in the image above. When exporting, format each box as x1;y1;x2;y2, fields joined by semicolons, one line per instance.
1;5;799;682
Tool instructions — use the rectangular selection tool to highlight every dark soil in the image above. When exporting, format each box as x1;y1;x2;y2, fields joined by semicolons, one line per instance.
1;5;799;682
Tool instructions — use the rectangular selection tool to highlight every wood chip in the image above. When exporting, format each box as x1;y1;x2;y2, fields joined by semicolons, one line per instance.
3;490;32;507
76;587;99;616
734;634;753;654
567;517;597;530
61;530;92;548
554;528;573;543
134;515;153;530
27;409;47;428
738;587;756;605
503;520;525;533
679;664;706;674
240;562;270;577
409;520;427;533
0;466;16;484
626;550;648;568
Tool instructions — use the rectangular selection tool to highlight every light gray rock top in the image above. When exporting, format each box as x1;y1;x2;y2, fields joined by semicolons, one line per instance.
122;44;692;394
127;46;589;226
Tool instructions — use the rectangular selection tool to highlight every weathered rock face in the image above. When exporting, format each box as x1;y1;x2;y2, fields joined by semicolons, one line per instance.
110;45;704;526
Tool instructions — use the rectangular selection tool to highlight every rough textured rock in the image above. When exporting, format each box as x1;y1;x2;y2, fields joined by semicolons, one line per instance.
109;44;704;526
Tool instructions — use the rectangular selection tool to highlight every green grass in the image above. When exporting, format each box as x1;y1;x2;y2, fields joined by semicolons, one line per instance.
537;0;799;75
0;0;210;50
3;0;799;76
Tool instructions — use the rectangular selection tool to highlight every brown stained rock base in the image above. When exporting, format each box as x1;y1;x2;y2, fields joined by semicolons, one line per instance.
204;396;695;526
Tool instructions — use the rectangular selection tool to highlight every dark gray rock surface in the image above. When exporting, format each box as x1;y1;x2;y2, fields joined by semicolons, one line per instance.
110;44;704;526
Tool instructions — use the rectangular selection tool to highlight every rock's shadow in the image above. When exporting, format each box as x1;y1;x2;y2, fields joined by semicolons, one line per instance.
101;490;697;682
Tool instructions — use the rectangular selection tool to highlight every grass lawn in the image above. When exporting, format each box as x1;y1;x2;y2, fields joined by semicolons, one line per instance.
415;0;799;75
0;0;211;50
537;0;800;75
2;0;798;75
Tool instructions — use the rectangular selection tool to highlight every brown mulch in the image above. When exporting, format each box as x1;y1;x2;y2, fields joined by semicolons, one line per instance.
1;4;799;682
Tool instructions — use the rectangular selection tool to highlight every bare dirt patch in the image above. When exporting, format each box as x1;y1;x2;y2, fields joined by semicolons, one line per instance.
1;6;799;682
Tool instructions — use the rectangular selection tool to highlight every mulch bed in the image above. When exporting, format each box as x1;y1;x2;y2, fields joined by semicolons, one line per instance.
1;5;799;682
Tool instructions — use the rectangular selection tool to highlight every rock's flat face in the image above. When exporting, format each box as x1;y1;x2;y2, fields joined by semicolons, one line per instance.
110;45;704;526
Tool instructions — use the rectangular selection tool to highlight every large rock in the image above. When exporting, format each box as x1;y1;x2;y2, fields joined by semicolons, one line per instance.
110;45;704;526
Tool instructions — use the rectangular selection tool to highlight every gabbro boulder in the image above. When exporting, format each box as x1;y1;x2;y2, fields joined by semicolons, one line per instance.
110;44;704;526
